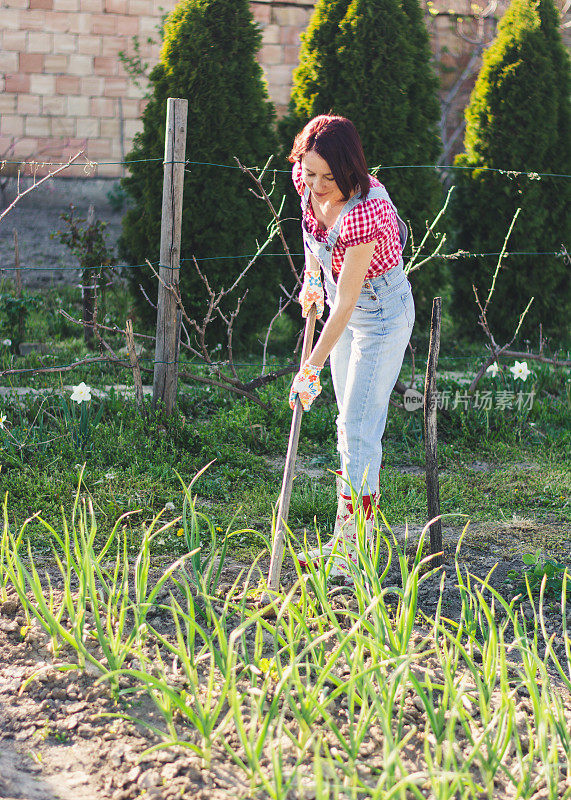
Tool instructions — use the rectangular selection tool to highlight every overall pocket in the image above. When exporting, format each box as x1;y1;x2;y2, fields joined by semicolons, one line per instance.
354;277;383;312
401;289;415;329
354;286;381;313
377;278;413;333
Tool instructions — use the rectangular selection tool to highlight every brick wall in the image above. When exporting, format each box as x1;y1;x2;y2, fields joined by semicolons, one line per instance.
0;0;169;177
251;0;314;113
0;0;568;179
0;0;317;178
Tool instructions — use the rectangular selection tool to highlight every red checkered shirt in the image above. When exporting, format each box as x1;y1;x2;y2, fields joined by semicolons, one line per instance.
292;162;402;278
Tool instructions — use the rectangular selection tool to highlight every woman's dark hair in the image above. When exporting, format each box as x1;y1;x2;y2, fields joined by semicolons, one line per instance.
288;115;370;200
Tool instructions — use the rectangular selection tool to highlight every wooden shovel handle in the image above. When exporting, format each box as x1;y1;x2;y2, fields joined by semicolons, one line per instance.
264;305;318;596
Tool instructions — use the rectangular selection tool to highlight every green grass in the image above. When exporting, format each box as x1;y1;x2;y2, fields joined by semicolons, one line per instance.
0;281;569;556
1;368;569;559
1;282;570;797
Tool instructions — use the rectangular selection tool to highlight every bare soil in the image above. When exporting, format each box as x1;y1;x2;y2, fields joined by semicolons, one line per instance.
1;517;570;800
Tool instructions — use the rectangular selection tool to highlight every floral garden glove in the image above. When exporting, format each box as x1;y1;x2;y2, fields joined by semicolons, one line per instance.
299;271;324;319
289;363;322;412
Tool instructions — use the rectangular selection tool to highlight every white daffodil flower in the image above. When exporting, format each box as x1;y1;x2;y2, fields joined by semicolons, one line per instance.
165;502;175;512
2;339;11;347
509;361;531;381
0;414;6;429
486;362;499;378
70;382;92;403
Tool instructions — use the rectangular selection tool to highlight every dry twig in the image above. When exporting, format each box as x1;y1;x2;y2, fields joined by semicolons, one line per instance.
468;208;539;393
0;150;84;224
235;156;302;289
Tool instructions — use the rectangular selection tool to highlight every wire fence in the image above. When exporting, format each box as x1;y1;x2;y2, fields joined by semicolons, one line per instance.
3;350;569;377
1;153;569;388
1;248;569;273
3;157;571;180
1;154;568;275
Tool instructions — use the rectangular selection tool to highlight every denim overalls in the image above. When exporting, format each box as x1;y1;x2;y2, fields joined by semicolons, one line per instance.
301;182;415;496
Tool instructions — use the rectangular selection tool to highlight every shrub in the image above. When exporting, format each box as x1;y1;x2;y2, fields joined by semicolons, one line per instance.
0;292;43;351
119;0;281;351
52;206;115;348
279;0;444;330
449;0;570;343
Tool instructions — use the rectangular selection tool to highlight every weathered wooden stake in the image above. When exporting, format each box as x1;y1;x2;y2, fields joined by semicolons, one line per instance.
82;204;95;349
13;229;24;342
424;296;443;567
125;318;147;419
13;229;22;297
152;97;188;413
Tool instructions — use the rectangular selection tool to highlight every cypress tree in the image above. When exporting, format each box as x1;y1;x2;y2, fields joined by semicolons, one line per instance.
449;0;570;343
279;0;443;329
119;0;279;349
279;0;352;138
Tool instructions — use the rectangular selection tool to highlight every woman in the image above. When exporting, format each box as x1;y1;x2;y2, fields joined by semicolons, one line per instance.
288;115;414;580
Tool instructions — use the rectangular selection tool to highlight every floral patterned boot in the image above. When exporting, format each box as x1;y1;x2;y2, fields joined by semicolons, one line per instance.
297;471;344;567
298;485;377;585
326;494;377;584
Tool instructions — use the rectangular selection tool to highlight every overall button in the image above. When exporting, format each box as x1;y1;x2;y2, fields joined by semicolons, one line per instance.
325;245;331;251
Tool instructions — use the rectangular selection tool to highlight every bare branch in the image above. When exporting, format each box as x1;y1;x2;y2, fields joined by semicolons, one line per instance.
224;236;276;298
260;288;296;375
0;356;130;378
484;207;521;309
138;282;157;311
176;369;269;409
235;156;303;289
469;294;535;393
405;186;455;275
61;307;208;366
473;285;500;351
0;151;84;224
224;290;248;381
467;207;535;393
0;352;269;409
242;364;297;393
501;348;570;368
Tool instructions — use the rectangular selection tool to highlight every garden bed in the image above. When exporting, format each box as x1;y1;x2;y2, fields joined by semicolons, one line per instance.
1;512;571;800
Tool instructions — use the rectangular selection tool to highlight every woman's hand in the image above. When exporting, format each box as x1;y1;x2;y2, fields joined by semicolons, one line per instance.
299;270;324;319
289;363;322;411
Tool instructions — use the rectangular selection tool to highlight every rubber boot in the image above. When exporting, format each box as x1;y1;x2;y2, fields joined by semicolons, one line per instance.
299;490;377;584
297;470;343;567
326;493;377;584
324;493;358;581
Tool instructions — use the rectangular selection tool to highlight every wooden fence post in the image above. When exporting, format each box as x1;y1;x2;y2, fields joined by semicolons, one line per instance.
152;97;188;413
13;229;24;343
82;204;95;349
424;296;443;567
125;319;147;420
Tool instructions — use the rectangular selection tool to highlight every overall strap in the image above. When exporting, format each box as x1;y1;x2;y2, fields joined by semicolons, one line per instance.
301;186;319;271
323;192;362;253
322;184;408;253
302;181;408;252
366;185;408;250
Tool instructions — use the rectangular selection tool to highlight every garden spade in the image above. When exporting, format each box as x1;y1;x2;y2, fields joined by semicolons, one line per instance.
261;304;318;603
